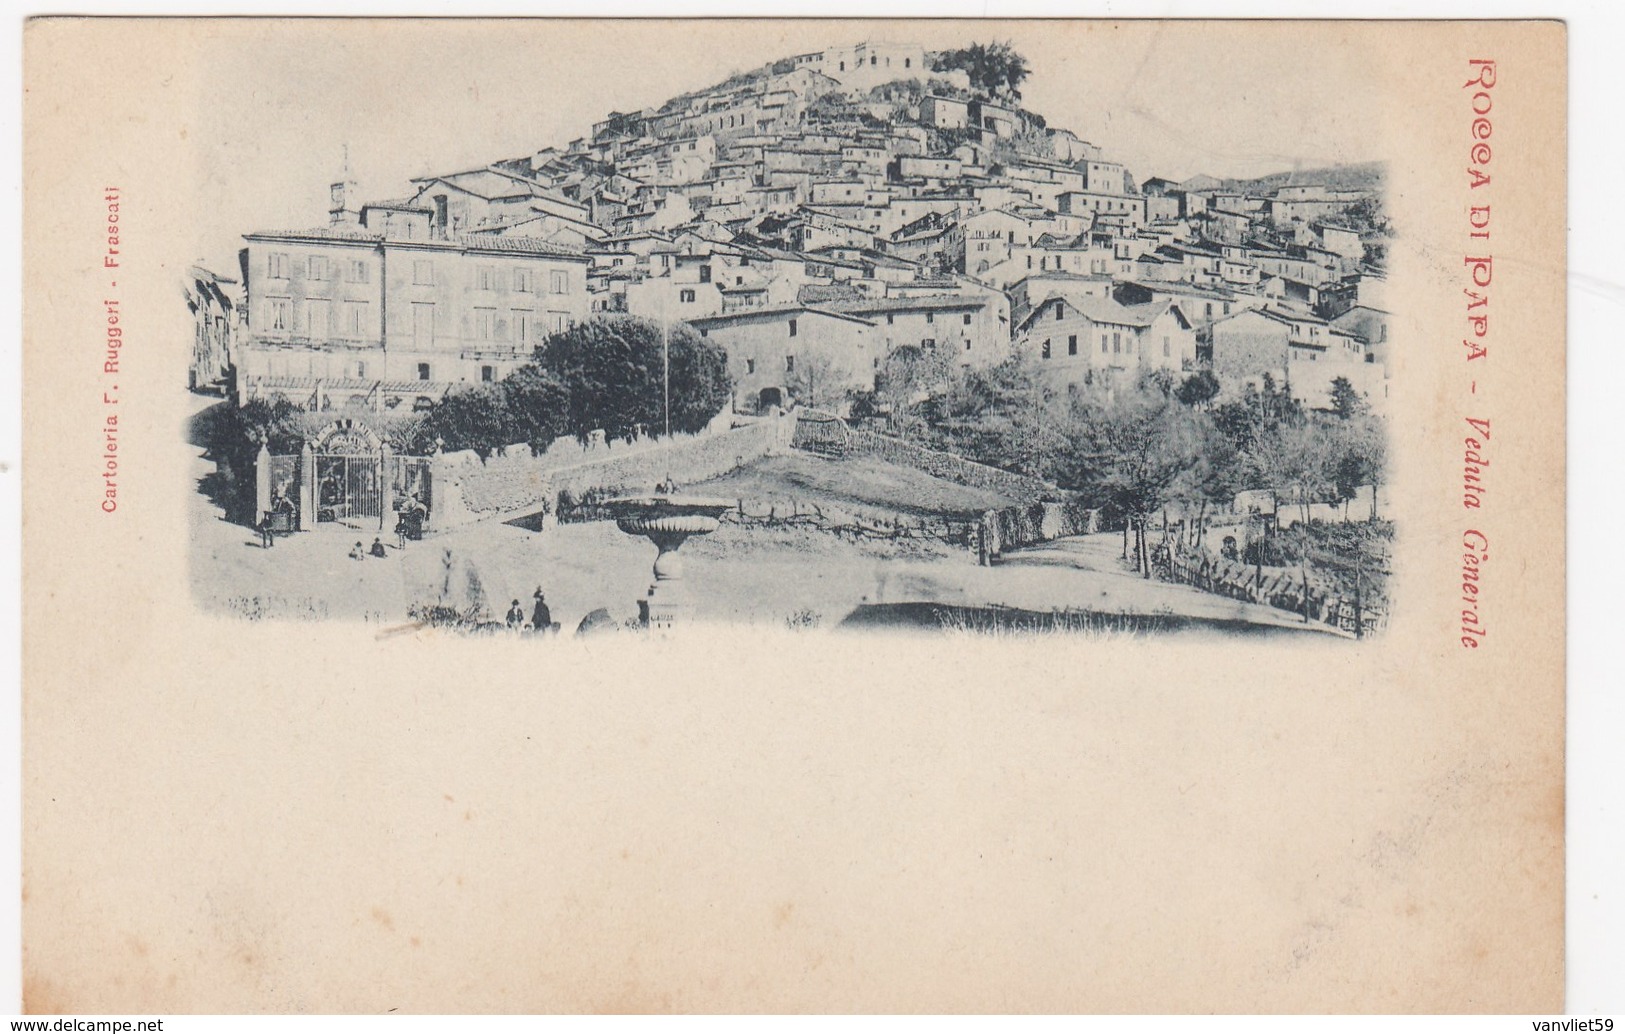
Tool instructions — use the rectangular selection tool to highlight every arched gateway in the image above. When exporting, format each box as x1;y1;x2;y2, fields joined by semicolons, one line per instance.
258;419;433;533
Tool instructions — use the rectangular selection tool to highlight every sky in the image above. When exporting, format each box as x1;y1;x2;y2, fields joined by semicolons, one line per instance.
188;19;1390;273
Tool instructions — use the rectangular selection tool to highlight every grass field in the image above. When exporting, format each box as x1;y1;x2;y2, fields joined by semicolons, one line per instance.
694;452;1022;519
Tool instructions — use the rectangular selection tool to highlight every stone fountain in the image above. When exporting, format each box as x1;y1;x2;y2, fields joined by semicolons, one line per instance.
603;494;734;630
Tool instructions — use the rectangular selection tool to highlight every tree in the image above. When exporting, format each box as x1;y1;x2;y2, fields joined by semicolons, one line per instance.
1240;416;1340;619
500;364;572;454
1211;373;1302;454
930;41;1031;100
1070;378;1210;576
786;349;856;411
197;395;305;522
417;384;511;460
1327;376;1368;420
1328;412;1388;520
537;316;732;444
921;351;1070;480
1175;370;1221;409
877;344;957;436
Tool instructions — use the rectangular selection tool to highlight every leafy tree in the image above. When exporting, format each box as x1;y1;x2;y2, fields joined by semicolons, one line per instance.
1328;412;1388;519
924;77;973;101
1327;375;1368;420
930;41;1032;100
1175;370;1221;408
877;344;957;435
538;316;732;444
1067;378;1210;575
1211;373;1302;454
786;349;856;411
500;364;572;454
417;384;511;460
197;395;305;521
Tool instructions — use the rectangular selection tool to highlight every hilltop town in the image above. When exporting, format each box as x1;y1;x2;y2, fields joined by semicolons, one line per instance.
186;39;1393;636
188;39;1390;419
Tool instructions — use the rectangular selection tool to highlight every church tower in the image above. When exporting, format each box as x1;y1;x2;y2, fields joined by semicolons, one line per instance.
328;145;360;226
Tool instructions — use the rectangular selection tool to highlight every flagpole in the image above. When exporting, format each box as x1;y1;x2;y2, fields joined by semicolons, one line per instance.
662;295;671;439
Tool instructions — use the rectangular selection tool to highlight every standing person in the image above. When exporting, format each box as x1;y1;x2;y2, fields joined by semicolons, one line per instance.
531;588;552;634
258;510;275;549
369;537;387;558
506;599;525;630
349;541;366;561
395;511;409;550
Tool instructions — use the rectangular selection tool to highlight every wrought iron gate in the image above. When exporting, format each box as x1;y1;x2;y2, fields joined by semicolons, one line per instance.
316;454;385;525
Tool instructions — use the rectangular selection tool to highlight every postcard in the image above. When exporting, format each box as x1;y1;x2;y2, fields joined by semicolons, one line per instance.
20;18;1565;1012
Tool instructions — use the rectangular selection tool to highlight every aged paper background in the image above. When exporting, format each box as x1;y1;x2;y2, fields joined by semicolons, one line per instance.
21;19;1565;1012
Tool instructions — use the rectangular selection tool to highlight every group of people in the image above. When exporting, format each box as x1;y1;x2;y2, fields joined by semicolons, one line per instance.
348;538;389;560
506;587;557;635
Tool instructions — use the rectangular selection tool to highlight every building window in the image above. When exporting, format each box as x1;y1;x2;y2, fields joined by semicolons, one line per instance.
268;252;289;279
922;338;936;351
353;360;367;379
550;270;569;294
1163;336;1171;357
785;355;795;372
746;358;756;374
304;299;330;338
1112;332;1121;354
476;265;495;291
481;365;495;383
348;260;369;284
1042;339;1051;359
344;300;369;337
680;289;696;303
413;260;434;286
963;313;973;326
925;312;934;324
514;267;533;292
965;339;972;351
699;264;712;284
474;307;496;340
412;302;435;345
788;318;797;337
512;310;532;345
268;298;290;331
307;255;329;281
1068;334;1078;356
887;314;895;325
417;363;431;381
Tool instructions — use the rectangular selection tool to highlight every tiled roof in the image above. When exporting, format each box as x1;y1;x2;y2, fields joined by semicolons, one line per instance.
243;226;589;259
1022;292;1169;331
683;304;874;327
364;197;433;212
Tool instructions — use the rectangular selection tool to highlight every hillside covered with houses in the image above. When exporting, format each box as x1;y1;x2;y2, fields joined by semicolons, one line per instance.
188;37;1392;423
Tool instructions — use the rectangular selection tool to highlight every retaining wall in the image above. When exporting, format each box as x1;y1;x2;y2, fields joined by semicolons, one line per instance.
433;413;797;527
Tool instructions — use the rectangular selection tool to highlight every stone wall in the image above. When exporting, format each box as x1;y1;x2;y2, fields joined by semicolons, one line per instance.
978;500;1100;563
433;413;797;527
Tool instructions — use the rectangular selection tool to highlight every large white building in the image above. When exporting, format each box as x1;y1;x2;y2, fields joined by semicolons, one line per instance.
236;226;590;411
